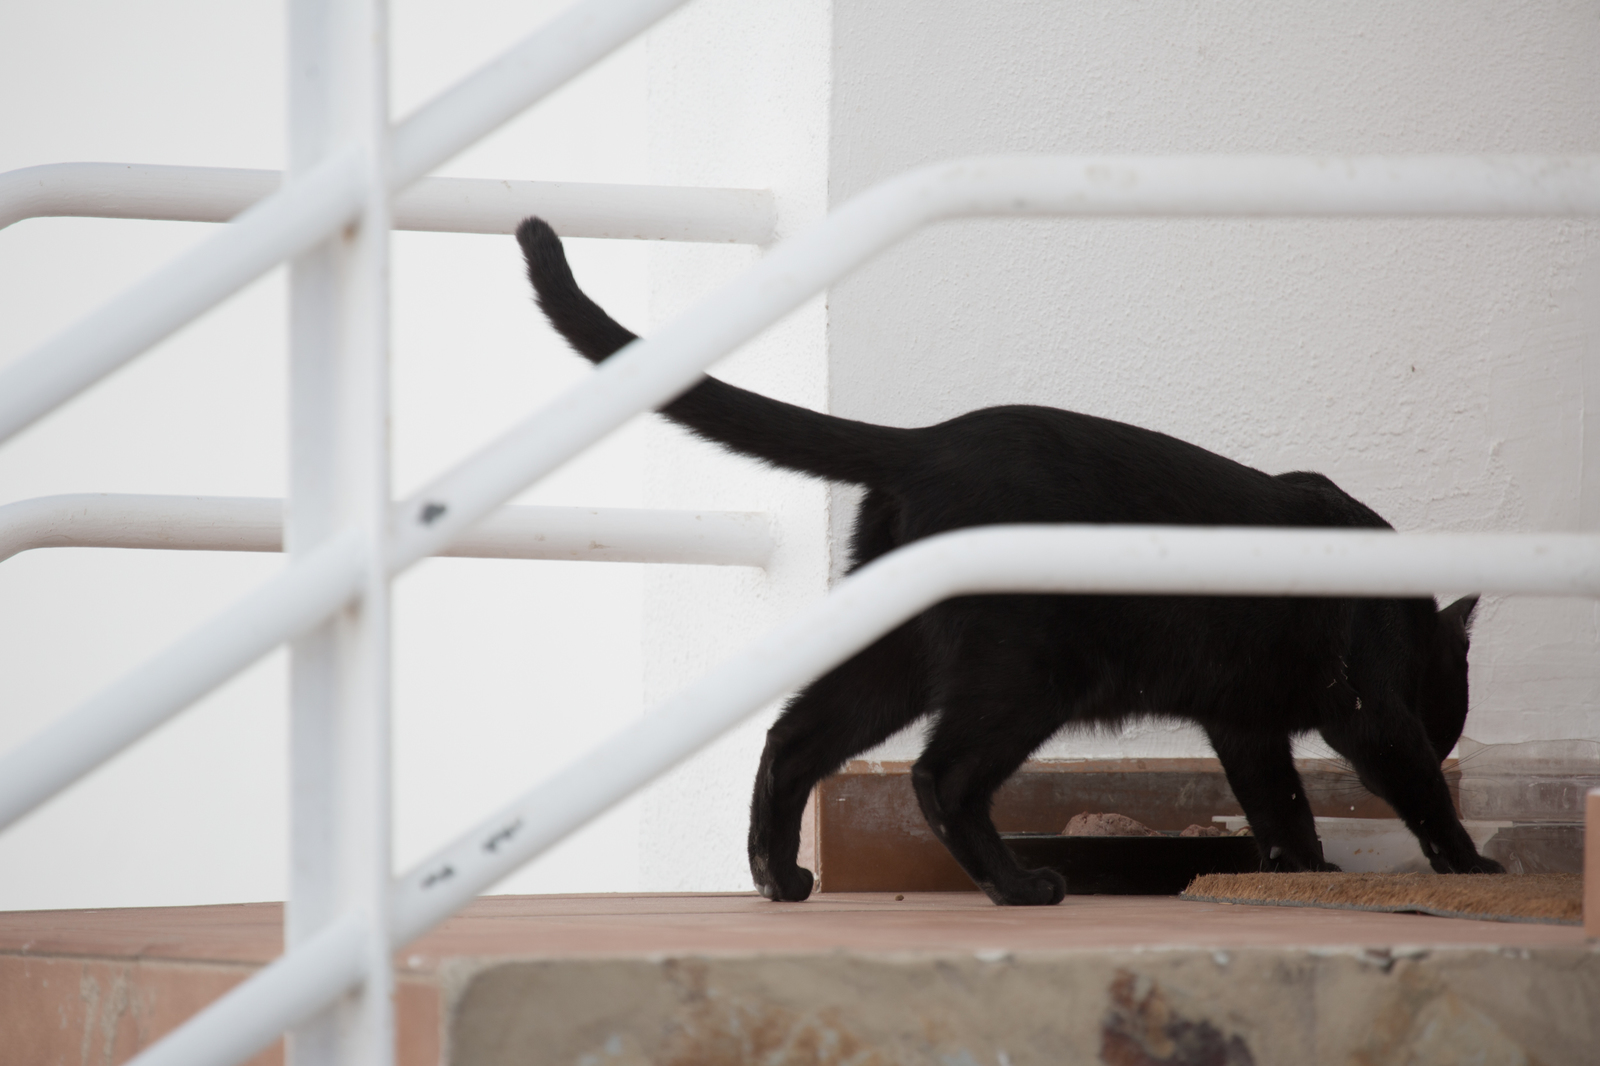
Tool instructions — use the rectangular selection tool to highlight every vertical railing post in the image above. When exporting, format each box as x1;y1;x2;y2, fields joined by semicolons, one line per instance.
286;2;341;1059
287;1;393;1065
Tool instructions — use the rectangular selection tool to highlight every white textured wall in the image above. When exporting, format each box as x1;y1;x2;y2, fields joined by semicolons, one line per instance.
828;2;1600;760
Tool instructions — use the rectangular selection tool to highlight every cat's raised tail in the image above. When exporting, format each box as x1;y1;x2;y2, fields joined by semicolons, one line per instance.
516;217;914;486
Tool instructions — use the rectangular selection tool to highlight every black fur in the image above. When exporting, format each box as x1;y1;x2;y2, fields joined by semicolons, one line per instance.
516;217;1502;905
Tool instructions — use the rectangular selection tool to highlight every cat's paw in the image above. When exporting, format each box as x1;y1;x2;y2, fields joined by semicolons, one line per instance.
1425;846;1504;875
753;863;815;902
981;867;1067;906
1260;845;1331;873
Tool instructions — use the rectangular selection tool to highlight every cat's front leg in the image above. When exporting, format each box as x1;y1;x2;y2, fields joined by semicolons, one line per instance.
1318;702;1504;874
1206;727;1337;872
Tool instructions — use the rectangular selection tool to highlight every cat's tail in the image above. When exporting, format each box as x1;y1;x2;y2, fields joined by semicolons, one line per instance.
516;217;914;486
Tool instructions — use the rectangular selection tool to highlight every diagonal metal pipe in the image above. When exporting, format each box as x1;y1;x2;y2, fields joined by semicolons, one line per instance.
128;912;371;1066
0;531;366;836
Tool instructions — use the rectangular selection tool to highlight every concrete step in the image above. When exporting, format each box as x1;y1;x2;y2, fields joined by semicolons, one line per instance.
2;893;1593;1065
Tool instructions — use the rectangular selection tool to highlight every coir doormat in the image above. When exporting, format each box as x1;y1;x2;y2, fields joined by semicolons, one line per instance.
1182;871;1582;925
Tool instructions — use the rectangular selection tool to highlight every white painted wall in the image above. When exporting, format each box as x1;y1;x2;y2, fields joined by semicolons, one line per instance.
829;1;1600;762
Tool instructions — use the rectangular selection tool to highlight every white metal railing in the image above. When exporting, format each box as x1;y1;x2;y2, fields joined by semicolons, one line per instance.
0;162;774;243
0;494;773;567
89;150;1600;1066
2;0;1598;1062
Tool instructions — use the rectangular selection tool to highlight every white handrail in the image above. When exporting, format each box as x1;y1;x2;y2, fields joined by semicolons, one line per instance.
0;494;281;562
0;494;774;567
126;522;1600;1066
0;163;775;243
394;522;1600;933
0;0;692;447
5;154;1600;844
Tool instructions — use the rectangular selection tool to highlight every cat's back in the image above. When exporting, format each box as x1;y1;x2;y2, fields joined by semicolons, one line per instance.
898;404;1385;532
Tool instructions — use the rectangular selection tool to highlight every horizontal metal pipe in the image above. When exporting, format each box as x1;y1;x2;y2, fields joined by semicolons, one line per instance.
439;502;773;566
0;0;692;448
394;522;1600;935
0;494;774;567
0;494;284;563
0;163;775;244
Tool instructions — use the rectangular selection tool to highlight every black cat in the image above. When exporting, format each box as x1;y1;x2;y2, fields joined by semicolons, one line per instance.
515;217;1504;905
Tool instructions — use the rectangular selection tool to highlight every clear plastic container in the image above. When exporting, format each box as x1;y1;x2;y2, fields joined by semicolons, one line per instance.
1456;738;1600;823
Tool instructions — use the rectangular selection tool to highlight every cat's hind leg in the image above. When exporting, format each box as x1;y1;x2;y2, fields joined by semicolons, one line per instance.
1206;727;1335;871
911;628;1074;906
748;622;928;902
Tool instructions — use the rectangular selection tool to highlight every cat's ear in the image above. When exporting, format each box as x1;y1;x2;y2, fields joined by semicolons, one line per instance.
1439;594;1479;645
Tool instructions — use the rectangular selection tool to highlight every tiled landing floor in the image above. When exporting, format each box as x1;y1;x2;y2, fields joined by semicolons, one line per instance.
0;893;1587;1066
2;891;1582;968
